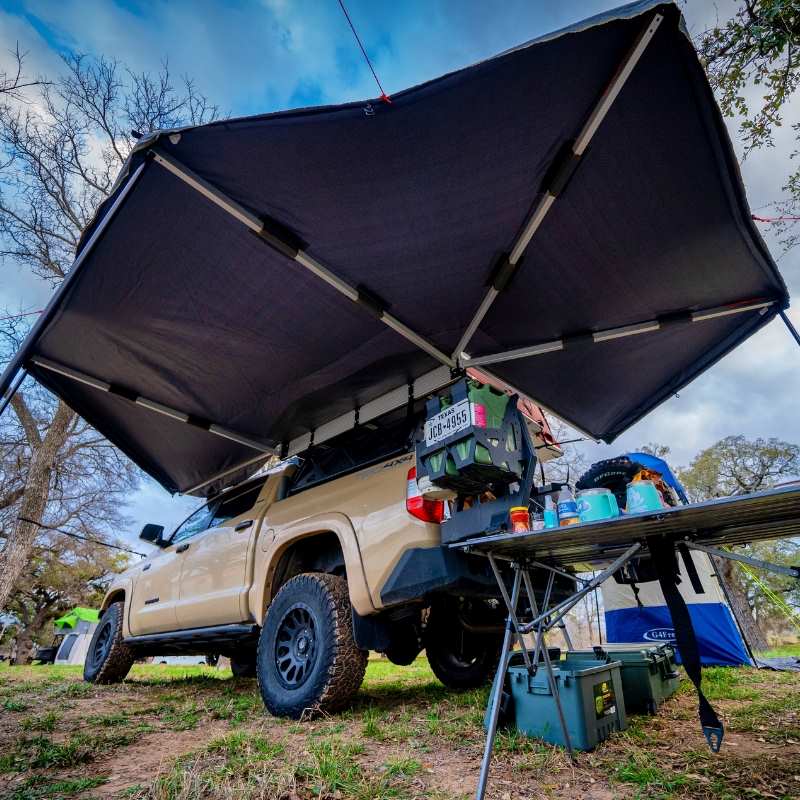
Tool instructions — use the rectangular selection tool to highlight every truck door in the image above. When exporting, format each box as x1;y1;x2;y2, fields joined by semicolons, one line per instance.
175;479;266;629
128;500;218;635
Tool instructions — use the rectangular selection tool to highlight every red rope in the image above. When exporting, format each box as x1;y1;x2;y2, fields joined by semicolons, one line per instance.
0;309;43;322
336;0;391;104
752;214;800;223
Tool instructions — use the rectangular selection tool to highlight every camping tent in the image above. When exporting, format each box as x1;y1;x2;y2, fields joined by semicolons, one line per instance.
0;0;789;498
603;548;751;666
53;607;100;666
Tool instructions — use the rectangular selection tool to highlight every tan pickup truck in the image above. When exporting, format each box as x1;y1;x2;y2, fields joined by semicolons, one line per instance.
85;409;569;718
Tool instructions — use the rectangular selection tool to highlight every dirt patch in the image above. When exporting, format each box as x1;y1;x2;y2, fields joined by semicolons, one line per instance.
89;723;231;797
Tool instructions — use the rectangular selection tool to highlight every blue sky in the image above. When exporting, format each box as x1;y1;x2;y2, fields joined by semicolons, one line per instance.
1;0;799;550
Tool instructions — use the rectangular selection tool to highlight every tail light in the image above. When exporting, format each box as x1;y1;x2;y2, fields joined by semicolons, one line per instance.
406;466;445;523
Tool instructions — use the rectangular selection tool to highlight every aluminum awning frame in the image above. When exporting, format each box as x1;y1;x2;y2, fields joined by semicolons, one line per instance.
0;7;788;496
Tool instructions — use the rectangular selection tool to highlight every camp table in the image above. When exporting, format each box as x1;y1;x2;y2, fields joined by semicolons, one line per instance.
450;484;800;800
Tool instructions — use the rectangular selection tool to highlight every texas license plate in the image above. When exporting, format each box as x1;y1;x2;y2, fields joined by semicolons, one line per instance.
424;399;472;446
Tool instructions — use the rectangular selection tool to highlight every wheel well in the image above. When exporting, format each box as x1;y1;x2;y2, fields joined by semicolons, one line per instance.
270;531;345;601
103;590;125;611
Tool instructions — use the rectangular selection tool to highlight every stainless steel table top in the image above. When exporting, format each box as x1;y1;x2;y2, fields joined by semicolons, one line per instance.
450;485;800;568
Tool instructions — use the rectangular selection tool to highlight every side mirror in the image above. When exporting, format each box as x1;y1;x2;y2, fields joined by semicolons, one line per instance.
139;523;166;546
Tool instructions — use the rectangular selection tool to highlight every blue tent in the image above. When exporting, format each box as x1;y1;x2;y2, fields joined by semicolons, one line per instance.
602;453;751;666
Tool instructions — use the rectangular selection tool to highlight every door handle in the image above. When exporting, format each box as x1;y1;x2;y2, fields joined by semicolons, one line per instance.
176;542;190;553
142;563;151;571
235;519;253;532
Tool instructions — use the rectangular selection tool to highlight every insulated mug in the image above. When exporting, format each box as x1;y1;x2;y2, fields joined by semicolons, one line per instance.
577;488;620;522
625;480;663;513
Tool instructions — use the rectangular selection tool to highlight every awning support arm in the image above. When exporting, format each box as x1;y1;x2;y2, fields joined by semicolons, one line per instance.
150;148;455;368
464;299;775;368
0;369;26;417
29;356;276;455
687;541;800;580
780;310;800;349
452;12;664;361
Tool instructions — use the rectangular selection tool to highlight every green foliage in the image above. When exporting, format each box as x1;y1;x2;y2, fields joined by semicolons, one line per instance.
4;775;107;800
19;710;60;732
698;1;800;247
677;435;800;632
677;435;799;501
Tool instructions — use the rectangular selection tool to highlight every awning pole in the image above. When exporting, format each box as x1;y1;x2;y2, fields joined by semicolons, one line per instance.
452;12;664;361
150;149;454;369
0;369;26;417
464;299;775;368
780;310;800;349
30;356;276;456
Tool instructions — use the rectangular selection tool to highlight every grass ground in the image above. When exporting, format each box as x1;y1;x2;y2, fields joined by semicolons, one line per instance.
0;650;798;800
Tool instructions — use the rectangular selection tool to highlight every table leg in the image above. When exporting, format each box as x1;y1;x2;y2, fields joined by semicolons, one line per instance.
476;568;522;800
522;568;575;761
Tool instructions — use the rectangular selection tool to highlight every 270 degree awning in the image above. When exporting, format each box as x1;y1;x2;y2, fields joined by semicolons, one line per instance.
0;0;789;495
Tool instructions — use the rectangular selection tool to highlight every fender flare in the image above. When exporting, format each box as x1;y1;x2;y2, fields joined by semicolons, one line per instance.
255;512;376;619
100;579;134;637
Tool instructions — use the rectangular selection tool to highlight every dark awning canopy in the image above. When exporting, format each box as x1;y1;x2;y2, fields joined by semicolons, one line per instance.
0;0;789;495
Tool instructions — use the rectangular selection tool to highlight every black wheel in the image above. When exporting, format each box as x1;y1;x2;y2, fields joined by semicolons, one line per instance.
257;572;367;719
424;599;503;689
84;602;135;684
575;456;642;509
230;653;257;677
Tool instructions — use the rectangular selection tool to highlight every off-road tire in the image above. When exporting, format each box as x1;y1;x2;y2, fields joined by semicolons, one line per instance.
575;457;642;509
257;572;367;719
424;601;503;689
83;602;135;684
230;654;257;678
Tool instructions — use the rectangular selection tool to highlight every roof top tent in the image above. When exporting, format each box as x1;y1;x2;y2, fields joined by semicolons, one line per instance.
0;0;789;498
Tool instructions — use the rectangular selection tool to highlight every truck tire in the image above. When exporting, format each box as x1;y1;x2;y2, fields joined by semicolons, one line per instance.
257;572;367;719
230;654;257;678
83;601;135;684
575;456;642;509
424;601;503;689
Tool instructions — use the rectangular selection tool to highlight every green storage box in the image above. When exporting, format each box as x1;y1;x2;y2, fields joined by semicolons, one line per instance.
567;644;681;714
507;658;627;751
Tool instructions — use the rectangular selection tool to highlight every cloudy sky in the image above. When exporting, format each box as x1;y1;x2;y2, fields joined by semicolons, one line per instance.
1;0;798;548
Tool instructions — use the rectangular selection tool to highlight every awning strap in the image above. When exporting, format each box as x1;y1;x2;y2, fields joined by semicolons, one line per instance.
650;536;724;752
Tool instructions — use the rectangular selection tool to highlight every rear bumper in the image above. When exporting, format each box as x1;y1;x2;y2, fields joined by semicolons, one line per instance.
380;546;577;607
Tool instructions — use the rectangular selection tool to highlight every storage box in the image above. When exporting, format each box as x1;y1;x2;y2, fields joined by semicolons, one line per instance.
567;644;680;714
416;378;539;544
415;378;527;494
508;658;627;751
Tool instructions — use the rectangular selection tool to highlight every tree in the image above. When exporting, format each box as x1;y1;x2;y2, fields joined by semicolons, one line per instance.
698;1;800;248
541;415;588;485
0;43;44;101
0;54;219;613
636;443;671;460
5;531;129;664
678;435;800;650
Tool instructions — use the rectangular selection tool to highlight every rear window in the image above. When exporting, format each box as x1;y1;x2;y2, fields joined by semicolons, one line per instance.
289;412;420;495
211;480;265;525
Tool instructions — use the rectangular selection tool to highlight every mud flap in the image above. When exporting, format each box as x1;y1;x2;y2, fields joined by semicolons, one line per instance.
650;537;724;752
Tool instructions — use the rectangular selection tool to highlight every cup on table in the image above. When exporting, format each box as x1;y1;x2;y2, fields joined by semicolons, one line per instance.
577;488;620;522
625;480;663;513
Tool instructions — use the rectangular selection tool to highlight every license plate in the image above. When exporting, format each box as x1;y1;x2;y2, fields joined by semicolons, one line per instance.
424;399;472;446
